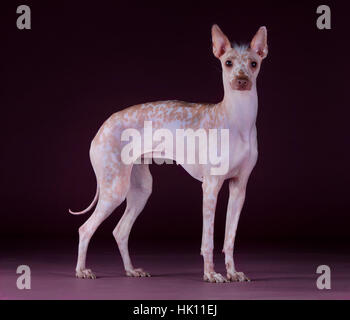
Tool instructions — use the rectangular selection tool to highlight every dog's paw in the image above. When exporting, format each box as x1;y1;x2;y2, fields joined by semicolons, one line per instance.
126;268;151;278
203;272;228;283
227;271;250;282
75;269;96;279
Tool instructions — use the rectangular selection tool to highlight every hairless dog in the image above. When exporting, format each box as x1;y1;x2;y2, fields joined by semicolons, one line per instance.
69;24;268;283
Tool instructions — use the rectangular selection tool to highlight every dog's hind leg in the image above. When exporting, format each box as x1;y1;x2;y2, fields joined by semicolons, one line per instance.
113;163;152;277
75;167;131;279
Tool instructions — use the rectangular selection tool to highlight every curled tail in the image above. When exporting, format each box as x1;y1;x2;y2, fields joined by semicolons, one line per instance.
69;185;99;215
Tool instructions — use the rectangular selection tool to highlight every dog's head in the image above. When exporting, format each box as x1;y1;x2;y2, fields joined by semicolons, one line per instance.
212;24;268;91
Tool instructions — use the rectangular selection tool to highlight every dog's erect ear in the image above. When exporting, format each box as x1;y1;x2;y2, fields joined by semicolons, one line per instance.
211;24;231;58
250;26;268;59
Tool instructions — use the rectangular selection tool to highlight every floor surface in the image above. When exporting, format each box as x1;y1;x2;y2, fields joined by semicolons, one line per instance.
1;241;349;300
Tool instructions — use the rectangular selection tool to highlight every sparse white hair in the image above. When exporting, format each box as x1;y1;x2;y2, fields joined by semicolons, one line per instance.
232;43;249;54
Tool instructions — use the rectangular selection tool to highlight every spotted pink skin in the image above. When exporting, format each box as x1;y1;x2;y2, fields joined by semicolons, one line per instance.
71;25;268;282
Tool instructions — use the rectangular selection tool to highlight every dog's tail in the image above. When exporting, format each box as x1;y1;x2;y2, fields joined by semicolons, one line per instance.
68;185;99;215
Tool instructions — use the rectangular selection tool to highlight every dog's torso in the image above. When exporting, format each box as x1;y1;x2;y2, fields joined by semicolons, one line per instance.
92;98;258;182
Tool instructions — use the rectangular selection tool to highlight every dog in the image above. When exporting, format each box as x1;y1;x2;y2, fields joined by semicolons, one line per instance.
69;24;268;283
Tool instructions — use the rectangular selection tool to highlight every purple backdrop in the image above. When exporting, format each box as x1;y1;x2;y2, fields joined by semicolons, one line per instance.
1;0;349;248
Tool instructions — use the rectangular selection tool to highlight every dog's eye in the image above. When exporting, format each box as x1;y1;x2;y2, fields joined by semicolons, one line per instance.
225;60;233;67
251;61;257;68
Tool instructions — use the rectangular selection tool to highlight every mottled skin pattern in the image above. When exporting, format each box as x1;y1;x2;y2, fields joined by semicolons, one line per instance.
69;25;268;282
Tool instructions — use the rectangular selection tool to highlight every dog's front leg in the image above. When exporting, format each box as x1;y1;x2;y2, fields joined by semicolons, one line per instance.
201;176;226;283
223;178;250;282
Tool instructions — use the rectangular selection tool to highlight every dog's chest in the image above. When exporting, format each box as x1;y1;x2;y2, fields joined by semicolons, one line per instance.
225;128;257;178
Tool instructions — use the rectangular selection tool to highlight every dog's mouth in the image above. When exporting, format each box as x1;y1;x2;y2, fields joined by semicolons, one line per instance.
230;77;252;91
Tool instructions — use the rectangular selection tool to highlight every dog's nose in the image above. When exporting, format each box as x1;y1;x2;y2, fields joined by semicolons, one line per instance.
231;76;252;91
237;78;248;87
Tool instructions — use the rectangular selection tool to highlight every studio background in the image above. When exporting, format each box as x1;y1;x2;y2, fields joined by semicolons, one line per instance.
1;0;348;253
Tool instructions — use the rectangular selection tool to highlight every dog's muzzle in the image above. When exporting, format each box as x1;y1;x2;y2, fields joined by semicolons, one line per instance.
230;76;252;91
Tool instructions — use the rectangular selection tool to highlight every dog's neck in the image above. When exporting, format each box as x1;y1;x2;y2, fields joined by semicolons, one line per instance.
219;82;258;134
